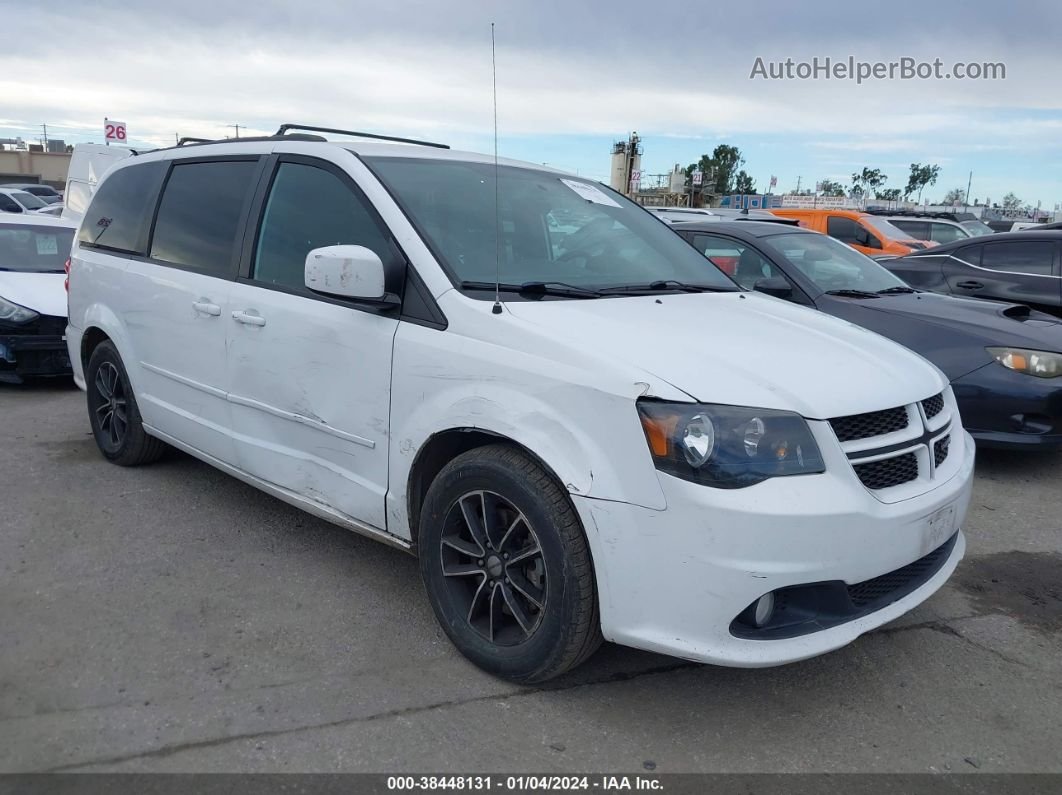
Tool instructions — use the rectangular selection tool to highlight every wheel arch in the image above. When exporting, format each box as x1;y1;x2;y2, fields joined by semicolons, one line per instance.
405;428;570;551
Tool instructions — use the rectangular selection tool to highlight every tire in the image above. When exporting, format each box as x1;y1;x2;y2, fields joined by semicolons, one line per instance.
419;444;603;683
85;341;167;466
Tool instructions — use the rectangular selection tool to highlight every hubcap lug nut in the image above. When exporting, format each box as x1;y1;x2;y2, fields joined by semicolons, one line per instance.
478;559;484;566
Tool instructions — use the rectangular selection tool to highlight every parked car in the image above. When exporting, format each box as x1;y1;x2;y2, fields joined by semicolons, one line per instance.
881;231;1062;317
769;208;935;256
61;142;139;223
66;126;972;682
986;220;1044;233
647;206;795;225
674;221;1062;449
33;203;64;217
865;209;995;239
0;214;76;383
882;216;974;245
0;183;63;204
0;187;52;214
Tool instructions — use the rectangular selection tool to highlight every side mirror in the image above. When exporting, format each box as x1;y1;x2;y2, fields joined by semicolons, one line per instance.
753;276;793;300
304;245;387;301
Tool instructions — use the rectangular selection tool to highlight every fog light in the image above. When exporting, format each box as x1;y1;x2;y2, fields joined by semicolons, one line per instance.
751;593;775;628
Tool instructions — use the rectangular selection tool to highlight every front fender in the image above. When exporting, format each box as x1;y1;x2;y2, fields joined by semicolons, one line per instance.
386;325;671;540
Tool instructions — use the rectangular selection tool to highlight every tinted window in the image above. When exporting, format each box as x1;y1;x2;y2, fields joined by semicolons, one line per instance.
929;223;967;244
0;194;21;213
980;241;1056;275
891;220;929;240
954;244;982;265
826;216;862;243
79;162;166;254
0;224;75;272
150;160;257;276
690;233;781;285
253;162;393;291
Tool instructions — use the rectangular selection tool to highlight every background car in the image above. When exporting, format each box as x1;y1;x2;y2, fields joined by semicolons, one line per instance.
0;214;76;383
866;209;995;240
0;187;53;214
0;183;63;204
769;208;935;256
881;231;1062;317
646;206;795;225
33;203;64;217
674;220;1062;449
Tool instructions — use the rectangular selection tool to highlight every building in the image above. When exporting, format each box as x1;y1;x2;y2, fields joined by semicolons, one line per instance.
0;149;72;189
609;133;642;196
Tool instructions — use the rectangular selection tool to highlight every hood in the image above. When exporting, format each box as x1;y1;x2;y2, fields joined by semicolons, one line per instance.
822;292;1062;380
504;292;945;420
0;272;67;318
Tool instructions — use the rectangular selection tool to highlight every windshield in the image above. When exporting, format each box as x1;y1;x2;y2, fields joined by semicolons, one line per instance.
9;191;47;210
864;216;915;240
0;224;74;272
960;219;995;237
765;232;909;294
365;157;738;296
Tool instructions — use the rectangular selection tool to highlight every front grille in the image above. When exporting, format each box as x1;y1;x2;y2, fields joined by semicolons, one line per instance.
0;313;66;337
853;452;919;490
922;393;945;420
934;435;950;467
830;406;909;442
847;535;956;609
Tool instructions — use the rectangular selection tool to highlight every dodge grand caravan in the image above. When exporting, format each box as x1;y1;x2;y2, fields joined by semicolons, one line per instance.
66;125;974;682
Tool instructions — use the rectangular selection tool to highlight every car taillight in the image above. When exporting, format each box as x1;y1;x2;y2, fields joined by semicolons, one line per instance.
64;257;70;292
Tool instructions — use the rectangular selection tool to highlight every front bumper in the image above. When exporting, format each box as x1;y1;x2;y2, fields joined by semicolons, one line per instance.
953;362;1062;450
0;316;72;383
574;428;974;668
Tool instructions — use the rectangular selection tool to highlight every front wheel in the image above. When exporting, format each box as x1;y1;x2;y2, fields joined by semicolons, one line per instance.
418;444;602;683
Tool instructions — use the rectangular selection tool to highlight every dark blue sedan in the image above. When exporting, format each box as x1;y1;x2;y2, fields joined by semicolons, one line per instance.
672;220;1062;450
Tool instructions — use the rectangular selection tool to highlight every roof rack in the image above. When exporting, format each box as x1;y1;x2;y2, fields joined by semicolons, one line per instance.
275;123;449;149
864;207;975;222
176;137;214;146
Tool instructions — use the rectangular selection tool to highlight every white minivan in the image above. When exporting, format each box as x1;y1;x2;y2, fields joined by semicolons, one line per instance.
66;127;974;682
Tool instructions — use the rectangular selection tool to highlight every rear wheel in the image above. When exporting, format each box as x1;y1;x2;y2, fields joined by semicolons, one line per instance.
419;444;602;683
86;341;167;466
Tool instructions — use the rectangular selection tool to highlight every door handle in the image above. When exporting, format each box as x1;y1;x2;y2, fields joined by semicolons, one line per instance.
192;300;221;316
956;280;984;290
232;310;266;327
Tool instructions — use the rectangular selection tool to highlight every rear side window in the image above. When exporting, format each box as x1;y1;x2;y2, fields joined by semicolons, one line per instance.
78;162;165;253
0;194;21;213
891;220;929;240
150;160;258;277
252;162;394;291
980;241;1056;275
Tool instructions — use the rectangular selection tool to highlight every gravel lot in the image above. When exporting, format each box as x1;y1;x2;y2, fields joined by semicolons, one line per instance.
2;380;1061;773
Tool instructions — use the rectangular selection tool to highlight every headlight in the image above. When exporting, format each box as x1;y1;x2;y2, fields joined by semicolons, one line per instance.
637;400;825;489
0;296;38;324
987;347;1062;379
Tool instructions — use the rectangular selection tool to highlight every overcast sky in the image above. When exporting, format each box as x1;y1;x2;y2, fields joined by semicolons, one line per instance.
3;0;1059;207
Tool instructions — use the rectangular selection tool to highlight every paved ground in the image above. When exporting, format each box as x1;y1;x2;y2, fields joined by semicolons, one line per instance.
1;380;1061;774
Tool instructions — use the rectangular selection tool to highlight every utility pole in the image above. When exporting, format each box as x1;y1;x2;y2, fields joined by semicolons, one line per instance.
964;171;973;211
795;175;802;194
228;124;242;139
41;123;48;151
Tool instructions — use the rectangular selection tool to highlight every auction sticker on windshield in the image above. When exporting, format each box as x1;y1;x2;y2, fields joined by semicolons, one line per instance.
36;235;59;256
560;178;621;207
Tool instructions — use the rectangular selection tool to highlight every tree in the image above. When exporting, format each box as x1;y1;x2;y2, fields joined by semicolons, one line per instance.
941;187;966;205
1002;192;1023;214
851;167;887;200
685;144;746;197
818;179;846;197
876;188;902;201
734;170;756;194
904;163;941;202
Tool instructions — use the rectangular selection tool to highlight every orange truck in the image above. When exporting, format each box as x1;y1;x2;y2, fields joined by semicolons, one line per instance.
770;208;936;256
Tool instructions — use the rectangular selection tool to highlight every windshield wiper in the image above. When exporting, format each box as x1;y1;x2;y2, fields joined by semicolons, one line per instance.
597;280;735;294
460;280;603;299
876;286;918;294
824;289;880;299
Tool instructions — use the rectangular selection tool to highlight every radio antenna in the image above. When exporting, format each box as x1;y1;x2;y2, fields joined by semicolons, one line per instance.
490;22;503;315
